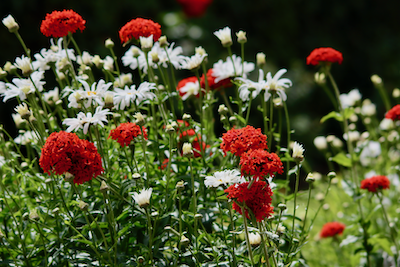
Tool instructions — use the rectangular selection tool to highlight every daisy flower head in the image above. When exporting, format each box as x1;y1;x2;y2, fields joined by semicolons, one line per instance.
109;122;147;147
201;69;233;91
40;9;86;38
132;188;153;208
320;222;345;238
180;53;207;71
225;180;274;222
212;54;254;83
339;89;361;109
140;35;154;51
79;79;112;108
214;26;232;47
14;55;33;76
306;47;343;66
39;131;103;184
240;149;284;179
177;76;200;100
14;102;30;119
63;106;111;135
119;18;161;45
360;175;390;193
220;125;268;157
236;69;267;101
264;69;292;102
385;104;400;121
292;141;305;161
3;71;45;102
204;169;243;188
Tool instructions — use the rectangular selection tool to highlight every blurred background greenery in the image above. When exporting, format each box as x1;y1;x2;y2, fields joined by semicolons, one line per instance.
1;0;399;175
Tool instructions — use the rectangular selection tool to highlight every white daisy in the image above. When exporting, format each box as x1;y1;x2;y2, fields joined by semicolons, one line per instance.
236;69;267;101
212;54;254;82
132;188;153;208
179;80;200;101
158;42;186;69
180;53;207;70
3;71;45;102
292;141;305;160
79;79;112;108
214;26;232;47
63;106;111;134
204;169;244;188
264;69;292;102
339;89;361;109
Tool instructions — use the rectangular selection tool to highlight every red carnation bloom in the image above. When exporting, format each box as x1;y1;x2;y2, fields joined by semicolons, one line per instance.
39;131;103;184
220;125;268;157
40;9;86;38
320;222;346;238
200;69;232;90
225;180;274;222
177;76;200;99
109;122;147;147
360;175;390;193
240;149;284;179
192;136;210;158
119;18;161;44
385;105;400;121
177;0;213;18
306;47;343;66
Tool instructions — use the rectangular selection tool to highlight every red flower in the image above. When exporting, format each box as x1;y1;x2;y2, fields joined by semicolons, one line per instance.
220;125;268;157
240;149;283;179
119;18;161;44
39;131;103;184
306;47;343;66
177;0;213;18
192;136;210;158
385;105;400;121
159;158;169;170
225;180;274;222
360;175;390;192
200;69;232;90
40;10;86;38
109;122;147;147
320;222;346;238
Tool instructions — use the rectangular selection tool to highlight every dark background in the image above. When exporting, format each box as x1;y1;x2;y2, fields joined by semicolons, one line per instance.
1;0;399;173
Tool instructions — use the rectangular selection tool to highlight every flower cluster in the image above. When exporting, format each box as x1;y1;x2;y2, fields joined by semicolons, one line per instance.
385;104;400;121
176;0;213;18
39;131;103;184
119;18;162;44
40;10;86;38
225;180;274;222
360;175;390;192
109;122;147;147
319;222;346;238
220;125;268;157
306;47;343;66
240;149;284;179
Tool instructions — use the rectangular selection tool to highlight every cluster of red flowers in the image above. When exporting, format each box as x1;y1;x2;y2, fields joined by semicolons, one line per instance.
109;122;147;147
360;175;390;192
385;104;400;121
200;69;232;90
119;18;161;44
176;0;213;18
240;149;284;179
320;222;346;238
40;10;86;38
306;47;343;66
225;180;274;222
39;131;103;184
220;125;268;157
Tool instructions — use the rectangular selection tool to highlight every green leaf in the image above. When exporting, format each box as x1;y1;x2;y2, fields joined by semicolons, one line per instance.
216;195;228;201
320;108;354;123
365;204;382;222
340;235;360;247
370;236;393;255
330;152;352;167
118;225;130;238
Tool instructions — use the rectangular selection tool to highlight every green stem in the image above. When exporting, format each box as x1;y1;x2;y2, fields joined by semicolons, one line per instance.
14;31;30;58
34;221;48;266
289;161;301;252
241;205;255;265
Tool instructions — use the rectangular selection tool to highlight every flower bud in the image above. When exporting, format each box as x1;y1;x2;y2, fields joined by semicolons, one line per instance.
314;72;326;85
92;55;104;69
249;232;261;247
327;171;336;179
134;112;145;126
52;207;60;215
182;142;193;157
150;51;159;64
132;173;141;180
392;88;400;98
64;172;74;183
182;113;192;121
140;35;153;52
176;180;185;190
100;180;109;193
137;256;145;264
306;173;315;183
195;213;203;220
165;124;175;133
195;46;207;56
218;104;228;115
78;200;89;211
278;203;287;210
2;14;19;33
180;235;190;246
256;52;266;67
370;74;382;85
292;141;305;161
4;61;17;74
131;47;141;58
236;30;247;43
159;36;169;48
105;38;114;49
29;209;40;221
14;103;31;120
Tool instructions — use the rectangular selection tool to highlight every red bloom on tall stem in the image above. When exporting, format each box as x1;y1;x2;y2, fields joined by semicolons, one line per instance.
176;76;200;99
200;69;232;90
119;18;161;44
240;149;284;179
177;0;213;18
385;105;400;121
39;131;103;184
109;122;147;147
225;180;274;222
40;10;86;38
306;47;343;66
320;222;346;238
220;125;268;157
360;175;390;192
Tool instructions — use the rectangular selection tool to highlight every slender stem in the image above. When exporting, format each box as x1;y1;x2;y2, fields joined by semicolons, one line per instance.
245;93;253;125
14;31;30;58
34;221;48;266
140;127;151;188
188;158;198;235
289;161;301;252
258;222;271;267
228;205;237;266
240;205;255;265
145;208;154;265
